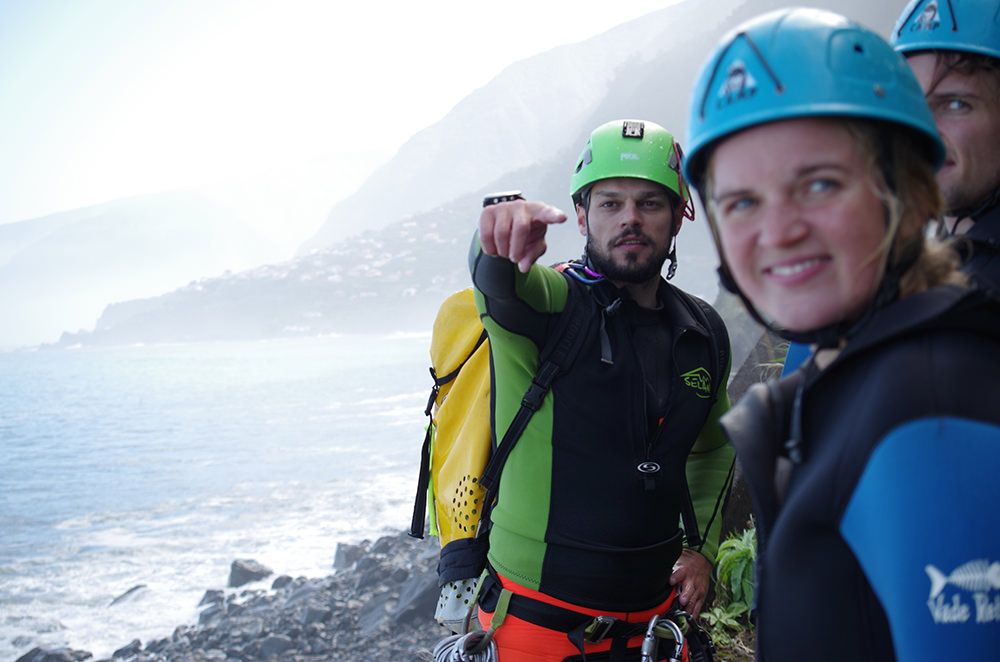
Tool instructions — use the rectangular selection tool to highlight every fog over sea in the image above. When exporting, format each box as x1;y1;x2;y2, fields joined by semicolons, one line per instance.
0;334;430;660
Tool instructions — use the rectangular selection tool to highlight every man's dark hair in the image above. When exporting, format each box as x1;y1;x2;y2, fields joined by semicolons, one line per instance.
927;50;1000;100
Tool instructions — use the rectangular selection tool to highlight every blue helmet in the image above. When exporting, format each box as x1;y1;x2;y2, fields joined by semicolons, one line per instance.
683;7;945;190
892;0;1000;60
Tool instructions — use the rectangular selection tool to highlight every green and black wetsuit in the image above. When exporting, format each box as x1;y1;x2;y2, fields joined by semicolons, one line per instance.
470;238;733;611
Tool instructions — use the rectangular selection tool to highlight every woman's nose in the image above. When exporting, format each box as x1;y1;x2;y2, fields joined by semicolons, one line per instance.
758;199;807;247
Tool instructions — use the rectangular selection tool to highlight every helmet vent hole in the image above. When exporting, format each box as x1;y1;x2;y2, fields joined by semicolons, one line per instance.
853;43;864;54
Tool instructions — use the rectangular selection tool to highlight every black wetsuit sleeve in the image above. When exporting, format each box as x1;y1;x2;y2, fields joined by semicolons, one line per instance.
468;232;569;343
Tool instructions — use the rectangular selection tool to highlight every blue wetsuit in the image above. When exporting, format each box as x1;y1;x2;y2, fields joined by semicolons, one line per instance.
722;285;1000;661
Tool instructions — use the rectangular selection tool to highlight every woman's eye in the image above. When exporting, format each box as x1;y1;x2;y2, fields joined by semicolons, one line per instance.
945;98;971;112
805;178;838;196
721;197;756;216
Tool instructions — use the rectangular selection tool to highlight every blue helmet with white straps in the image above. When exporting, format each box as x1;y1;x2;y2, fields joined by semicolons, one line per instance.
892;0;1000;60
683;7;945;190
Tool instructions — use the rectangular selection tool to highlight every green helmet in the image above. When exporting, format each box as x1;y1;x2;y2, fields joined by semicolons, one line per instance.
683;8;945;190
892;0;1000;60
570;119;693;218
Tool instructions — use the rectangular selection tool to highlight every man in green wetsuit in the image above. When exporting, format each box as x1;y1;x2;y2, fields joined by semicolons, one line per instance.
469;119;734;660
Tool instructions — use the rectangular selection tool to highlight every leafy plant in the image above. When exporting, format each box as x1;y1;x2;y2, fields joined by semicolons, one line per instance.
703;602;744;631
702;526;759;660
716;526;757;613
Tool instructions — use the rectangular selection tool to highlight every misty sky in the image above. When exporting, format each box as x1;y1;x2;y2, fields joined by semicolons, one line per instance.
0;0;677;232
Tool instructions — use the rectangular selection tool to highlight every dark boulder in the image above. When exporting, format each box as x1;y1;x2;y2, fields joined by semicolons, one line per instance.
198;604;223;625
198;589;225;607
396;565;439;625
15;648;92;662
271;574;293;590
257;634;294;658
370;535;395;555
228;559;273;588
283;583;318;607
111;639;141;658
300;604;332;625
358;591;394;638
333;541;365;571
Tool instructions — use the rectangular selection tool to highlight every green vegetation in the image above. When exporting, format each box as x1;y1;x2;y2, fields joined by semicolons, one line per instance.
704;525;757;660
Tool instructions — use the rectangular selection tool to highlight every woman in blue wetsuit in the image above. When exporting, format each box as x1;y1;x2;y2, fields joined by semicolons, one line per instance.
682;8;1000;661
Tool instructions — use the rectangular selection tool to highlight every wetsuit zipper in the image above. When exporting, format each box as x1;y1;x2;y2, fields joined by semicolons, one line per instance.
626;313;659;491
636;326;685;491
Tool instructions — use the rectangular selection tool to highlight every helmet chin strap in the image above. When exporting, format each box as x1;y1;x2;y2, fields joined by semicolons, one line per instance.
665;243;678;280
665;224;679;280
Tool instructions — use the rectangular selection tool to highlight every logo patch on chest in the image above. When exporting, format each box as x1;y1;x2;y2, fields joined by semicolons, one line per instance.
926;560;1000;625
680;367;712;399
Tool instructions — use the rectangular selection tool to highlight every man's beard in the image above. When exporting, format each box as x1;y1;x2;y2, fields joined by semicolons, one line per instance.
585;229;671;284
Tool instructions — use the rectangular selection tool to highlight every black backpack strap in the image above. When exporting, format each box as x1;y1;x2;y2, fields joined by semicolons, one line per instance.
409;330;488;539
674;289;732;553
478;278;591;520
409;422;434;539
682;292;730;396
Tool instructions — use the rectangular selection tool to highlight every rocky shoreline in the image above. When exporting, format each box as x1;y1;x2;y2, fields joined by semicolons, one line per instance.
15;332;778;662
16;532;449;662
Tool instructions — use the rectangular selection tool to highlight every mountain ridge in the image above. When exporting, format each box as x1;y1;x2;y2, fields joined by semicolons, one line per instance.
41;0;906;349
297;0;731;253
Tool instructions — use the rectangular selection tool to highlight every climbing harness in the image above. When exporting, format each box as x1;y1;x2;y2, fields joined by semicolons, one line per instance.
432;562;714;661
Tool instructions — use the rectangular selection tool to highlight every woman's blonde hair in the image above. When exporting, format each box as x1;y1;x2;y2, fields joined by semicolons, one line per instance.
843;120;965;296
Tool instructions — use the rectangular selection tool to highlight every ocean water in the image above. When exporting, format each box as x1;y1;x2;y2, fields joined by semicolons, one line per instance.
0;333;431;660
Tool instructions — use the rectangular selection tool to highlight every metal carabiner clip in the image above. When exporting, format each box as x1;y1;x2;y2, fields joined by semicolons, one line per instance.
640;615;660;662
640;613;685;662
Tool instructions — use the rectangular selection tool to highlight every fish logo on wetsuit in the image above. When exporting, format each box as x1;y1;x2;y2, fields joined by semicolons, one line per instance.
925;559;1000;625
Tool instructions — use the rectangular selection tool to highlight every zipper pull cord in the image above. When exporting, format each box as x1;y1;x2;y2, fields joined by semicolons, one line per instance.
600;298;622;364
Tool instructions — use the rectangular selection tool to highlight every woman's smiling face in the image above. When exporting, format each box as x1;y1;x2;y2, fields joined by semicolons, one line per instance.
708;118;887;332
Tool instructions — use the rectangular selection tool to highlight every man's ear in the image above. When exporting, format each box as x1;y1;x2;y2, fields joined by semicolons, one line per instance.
576;204;588;237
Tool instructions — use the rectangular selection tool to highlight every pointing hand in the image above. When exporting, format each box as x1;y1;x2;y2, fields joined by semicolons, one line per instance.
479;200;567;273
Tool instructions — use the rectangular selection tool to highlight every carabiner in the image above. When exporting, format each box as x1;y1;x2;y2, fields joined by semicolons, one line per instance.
640;614;660;662
640;613;685;662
